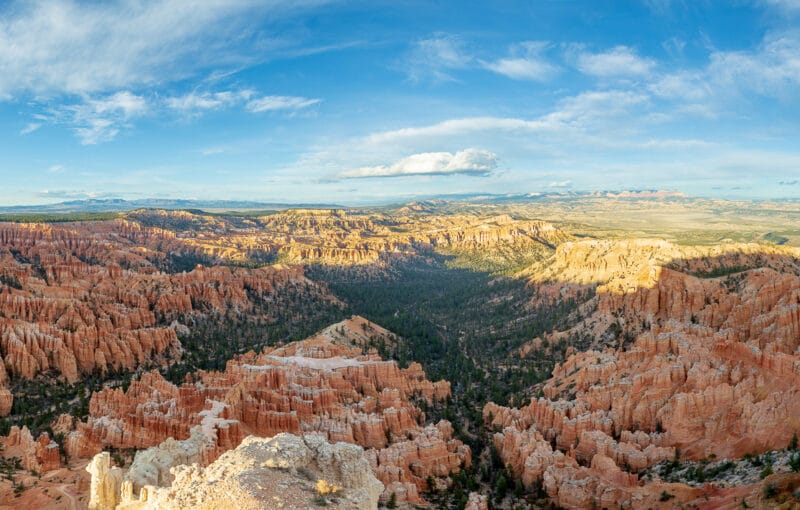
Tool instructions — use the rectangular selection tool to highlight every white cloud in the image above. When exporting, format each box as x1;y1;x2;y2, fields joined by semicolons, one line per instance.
483;41;559;81
339;148;498;178
648;29;800;113
543;90;649;125
763;0;800;12
361;90;647;145
648;71;711;101
48;165;65;173
366;117;551;145
707;30;800;97
35;190;107;200
1;0;330;143
0;0;329;99
166;90;252;111
65;91;148;144
246;95;321;112
19;123;42;135
576;46;655;77
164;90;320;115
87;91;148;118
361;93;646;148
404;35;472;82
547;180;572;188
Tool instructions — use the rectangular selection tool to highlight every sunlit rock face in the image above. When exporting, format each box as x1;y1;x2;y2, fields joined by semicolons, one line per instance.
125;208;572;267
67;317;470;505
490;240;800;508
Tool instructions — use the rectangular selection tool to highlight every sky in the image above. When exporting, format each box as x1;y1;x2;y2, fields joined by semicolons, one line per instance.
0;0;799;206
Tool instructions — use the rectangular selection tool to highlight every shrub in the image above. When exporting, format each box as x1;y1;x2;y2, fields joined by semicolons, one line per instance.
789;452;800;472
315;479;342;496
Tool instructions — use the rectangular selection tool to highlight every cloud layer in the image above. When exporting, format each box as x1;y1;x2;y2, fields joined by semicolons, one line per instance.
340;149;498;178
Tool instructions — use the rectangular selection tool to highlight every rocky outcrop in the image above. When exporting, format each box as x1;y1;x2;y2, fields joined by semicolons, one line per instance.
87;451;124;510
67;317;469;504
87;433;383;510
0;425;61;472
491;240;800;508
465;492;489;510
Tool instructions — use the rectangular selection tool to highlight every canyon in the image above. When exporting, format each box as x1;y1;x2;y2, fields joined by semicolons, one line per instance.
0;201;799;509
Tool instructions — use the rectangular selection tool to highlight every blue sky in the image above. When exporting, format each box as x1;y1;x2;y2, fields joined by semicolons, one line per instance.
0;0;799;205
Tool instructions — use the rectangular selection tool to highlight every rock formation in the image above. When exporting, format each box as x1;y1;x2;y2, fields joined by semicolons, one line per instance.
66;317;470;504
0;425;61;472
0;220;335;415
122;208;571;268
489;240;800;508
87;433;383;510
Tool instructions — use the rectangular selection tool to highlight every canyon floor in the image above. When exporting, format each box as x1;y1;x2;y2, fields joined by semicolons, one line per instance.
0;194;799;509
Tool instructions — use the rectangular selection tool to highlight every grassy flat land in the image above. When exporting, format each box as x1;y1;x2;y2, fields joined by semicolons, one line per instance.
397;197;800;246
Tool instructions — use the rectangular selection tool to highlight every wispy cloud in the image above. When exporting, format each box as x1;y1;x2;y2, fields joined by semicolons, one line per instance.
547;180;572;188
575;45;656;77
403;35;472;82
246;95;321;112
2;0;332;143
762;0;800;12
165;90;254;111
647;29;800;116
339;148;497;178
35;190;111;200
0;0;332;99
648;71;711;101
363;90;647;145
65;91;148;144
366;117;550;144
47;165;65;173
706;30;800;98
482;41;559;82
20;123;42;135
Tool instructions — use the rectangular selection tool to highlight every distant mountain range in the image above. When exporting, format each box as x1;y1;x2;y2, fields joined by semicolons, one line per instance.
0;191;702;214
0;198;345;214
